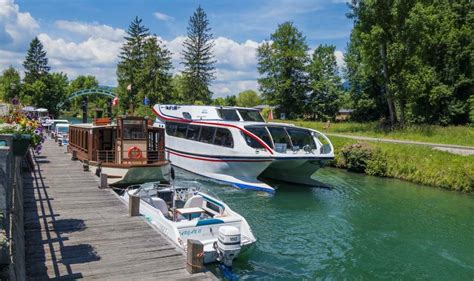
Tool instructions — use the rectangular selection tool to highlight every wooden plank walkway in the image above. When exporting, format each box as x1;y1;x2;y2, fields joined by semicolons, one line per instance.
24;139;216;280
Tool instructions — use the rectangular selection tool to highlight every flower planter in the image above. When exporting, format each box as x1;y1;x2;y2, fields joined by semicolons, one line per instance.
12;134;31;157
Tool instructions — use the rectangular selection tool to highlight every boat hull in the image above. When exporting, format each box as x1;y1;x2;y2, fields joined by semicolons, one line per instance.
167;148;275;192
259;157;332;186
99;164;171;187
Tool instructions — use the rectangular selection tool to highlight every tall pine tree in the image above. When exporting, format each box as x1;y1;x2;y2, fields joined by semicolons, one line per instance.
23;37;50;84
181;6;216;104
117;17;150;113
257;22;309;118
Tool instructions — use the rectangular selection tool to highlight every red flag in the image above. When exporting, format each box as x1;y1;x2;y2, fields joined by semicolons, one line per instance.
268;108;274;121
112;96;119;106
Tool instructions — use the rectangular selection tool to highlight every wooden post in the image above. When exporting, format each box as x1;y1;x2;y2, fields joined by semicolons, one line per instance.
71;150;77;161
186;239;204;274
129;194;140;216
99;173;108;189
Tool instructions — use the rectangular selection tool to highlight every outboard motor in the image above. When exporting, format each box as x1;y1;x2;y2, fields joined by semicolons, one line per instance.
216;226;241;267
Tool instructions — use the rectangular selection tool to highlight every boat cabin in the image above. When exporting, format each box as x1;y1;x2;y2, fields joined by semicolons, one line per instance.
68;116;165;166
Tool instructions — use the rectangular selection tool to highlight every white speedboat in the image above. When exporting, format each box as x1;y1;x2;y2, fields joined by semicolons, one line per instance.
152;104;334;192
119;183;256;266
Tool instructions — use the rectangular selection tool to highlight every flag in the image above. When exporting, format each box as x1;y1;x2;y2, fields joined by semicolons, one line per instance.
112;96;119;106
144;96;149;105
268;108;274;121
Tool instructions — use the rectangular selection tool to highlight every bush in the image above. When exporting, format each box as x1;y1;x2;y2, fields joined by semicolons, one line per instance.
339;142;374;173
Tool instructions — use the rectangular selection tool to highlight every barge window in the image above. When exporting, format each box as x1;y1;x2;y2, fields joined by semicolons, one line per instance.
175;123;188;138
186;125;201;141
199;126;216;144
166;122;177;136
267;127;292;152
214;128;233;148
238;109;265;122
123;120;146;139
244;126;273;149
217;109;240;121
286;128;316;150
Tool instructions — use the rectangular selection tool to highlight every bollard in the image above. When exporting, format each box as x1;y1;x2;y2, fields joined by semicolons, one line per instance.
186;239;204;274
129;193;140;216
99;173;108;189
71;150;77;161
83;160;89;172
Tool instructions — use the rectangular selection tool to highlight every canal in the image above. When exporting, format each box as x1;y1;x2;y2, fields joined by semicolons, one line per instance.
174;167;474;280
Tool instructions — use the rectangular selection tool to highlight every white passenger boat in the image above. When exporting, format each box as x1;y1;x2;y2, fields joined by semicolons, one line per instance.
153;104;334;192
119;182;256;266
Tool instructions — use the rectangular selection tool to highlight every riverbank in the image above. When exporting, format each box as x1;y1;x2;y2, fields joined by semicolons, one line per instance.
274;120;473;192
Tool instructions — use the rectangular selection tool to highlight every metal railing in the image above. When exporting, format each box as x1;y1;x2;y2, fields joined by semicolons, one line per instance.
97;149;165;163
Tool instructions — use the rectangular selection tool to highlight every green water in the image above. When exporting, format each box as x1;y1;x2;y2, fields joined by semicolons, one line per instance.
175;168;474;280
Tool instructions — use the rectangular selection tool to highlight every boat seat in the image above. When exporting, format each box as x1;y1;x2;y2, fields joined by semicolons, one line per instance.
150;197;169;216
184;195;204;208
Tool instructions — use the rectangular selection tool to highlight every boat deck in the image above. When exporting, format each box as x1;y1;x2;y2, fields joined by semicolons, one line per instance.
24;139;216;280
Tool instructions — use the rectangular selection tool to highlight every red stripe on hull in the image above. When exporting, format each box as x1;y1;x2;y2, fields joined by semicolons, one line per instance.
168;150;272;163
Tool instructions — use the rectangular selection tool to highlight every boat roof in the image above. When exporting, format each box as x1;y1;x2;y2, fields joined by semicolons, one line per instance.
56;124;70;128
70;123;115;129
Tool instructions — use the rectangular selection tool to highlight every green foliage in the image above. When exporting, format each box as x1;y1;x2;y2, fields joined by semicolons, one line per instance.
23;37;50;84
236;90;261;107
470;95;474;124
346;0;473;126
66;75;99;111
0;66;21;102
224;95;237;106
331;136;473;192
307;44;342;120
212;97;225;106
181;6;215;104
257;22;309;119
338;142;374;173
170;74;186;103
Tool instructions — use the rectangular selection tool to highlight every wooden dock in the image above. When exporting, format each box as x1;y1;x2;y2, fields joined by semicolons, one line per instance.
24;139;216;280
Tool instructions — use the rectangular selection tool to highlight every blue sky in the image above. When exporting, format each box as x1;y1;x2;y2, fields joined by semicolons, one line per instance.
1;0;352;97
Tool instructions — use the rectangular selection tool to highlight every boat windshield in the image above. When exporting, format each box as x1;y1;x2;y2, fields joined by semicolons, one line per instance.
57;127;69;134
217;109;240;121
267;126;292;153
238;109;265;122
244;126;273;149
286;128;316;150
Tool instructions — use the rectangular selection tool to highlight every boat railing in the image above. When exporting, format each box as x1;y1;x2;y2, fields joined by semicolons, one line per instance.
97;149;166;163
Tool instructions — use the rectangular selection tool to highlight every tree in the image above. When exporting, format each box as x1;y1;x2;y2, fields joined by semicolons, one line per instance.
117;17;150;113
236;90;261;107
66;75;99;112
257;22;309;119
181;6;216;104
0;66;21;102
23;37;50;84
170;74;186;104
224;95;237;106
306;45;342;120
212;97;225;106
22;73;68;117
142;36;173;105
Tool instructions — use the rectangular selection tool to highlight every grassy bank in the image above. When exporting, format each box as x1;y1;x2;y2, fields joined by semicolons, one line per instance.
276;120;474;147
329;136;473;192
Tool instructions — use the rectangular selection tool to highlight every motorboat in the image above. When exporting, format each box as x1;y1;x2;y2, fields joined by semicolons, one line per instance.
68;116;170;187
55;123;69;146
152;104;334;192
119;182;256;266
49;119;69;138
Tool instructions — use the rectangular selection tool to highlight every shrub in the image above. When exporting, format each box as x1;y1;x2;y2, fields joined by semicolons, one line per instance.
339;142;374;173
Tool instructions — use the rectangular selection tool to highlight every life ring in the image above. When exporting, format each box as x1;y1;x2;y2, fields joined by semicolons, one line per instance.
128;146;142;159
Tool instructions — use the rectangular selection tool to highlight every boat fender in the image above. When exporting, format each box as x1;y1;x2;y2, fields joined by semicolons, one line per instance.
128;146;142;159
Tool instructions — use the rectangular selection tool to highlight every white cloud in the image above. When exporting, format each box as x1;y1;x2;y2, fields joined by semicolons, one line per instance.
334;50;345;69
153;11;174;21
54;20;125;41
0;0;39;48
213;37;261;70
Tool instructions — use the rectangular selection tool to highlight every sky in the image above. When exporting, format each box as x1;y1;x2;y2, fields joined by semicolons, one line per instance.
0;0;353;98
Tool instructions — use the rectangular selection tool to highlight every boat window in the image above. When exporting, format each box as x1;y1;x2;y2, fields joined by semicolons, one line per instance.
267;127;292;153
123;119;146;139
57;126;69;134
238;109;265;122
186;125;201;141
286;128;316;150
217;109;240;121
244;126;273;149
175;123;188;138
199;126;216;144
214;128;233;148
166;122;177;136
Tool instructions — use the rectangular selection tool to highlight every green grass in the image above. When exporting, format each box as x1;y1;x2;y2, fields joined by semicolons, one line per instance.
274;120;474;147
330;136;474;192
